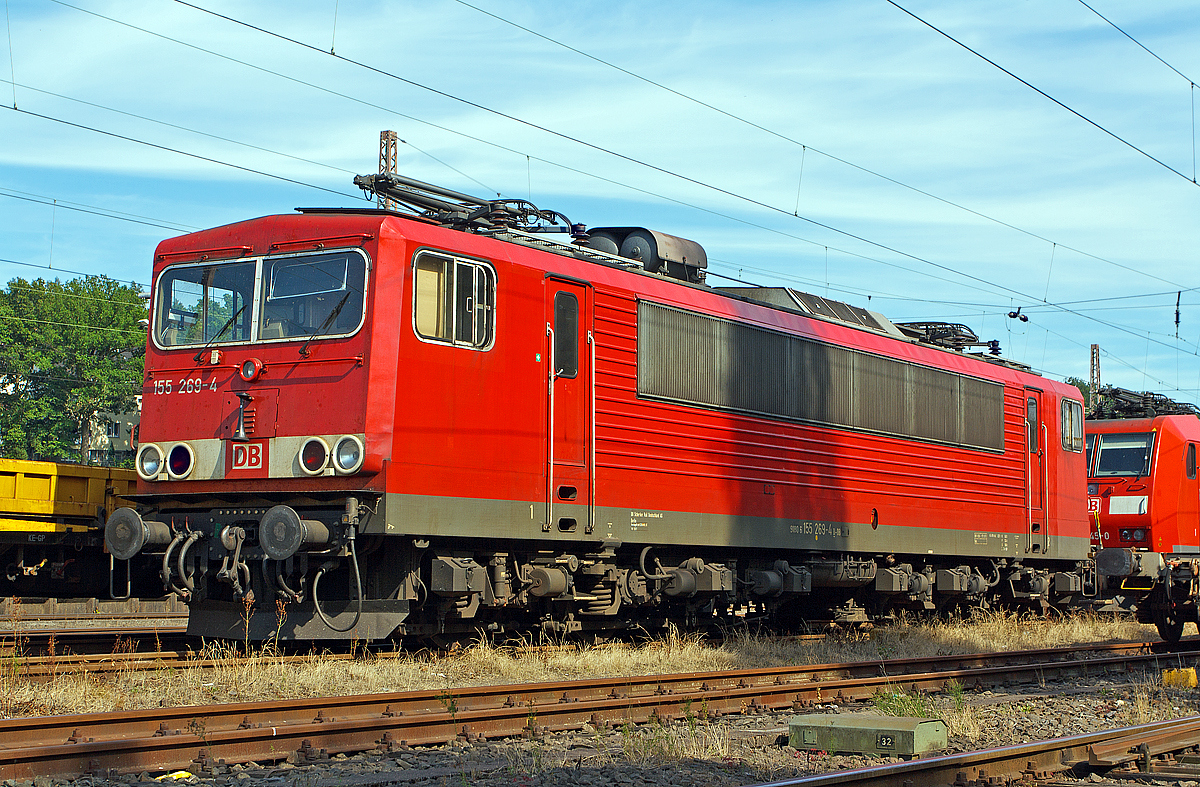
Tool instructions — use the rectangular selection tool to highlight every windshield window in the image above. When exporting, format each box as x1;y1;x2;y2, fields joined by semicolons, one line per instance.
153;249;368;350
261;252;366;340
155;261;255;347
1093;432;1154;477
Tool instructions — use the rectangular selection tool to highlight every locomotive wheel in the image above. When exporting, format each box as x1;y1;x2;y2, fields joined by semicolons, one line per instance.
1154;603;1185;644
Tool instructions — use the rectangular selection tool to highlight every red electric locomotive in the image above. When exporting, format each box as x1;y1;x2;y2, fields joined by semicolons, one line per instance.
1088;414;1200;553
105;174;1095;642
1088;388;1200;640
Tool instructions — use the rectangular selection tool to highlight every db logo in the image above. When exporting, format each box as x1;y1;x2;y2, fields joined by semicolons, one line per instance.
1087;498;1101;513
231;443;264;470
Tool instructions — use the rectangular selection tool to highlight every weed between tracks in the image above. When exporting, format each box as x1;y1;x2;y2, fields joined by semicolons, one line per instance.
0;610;1159;719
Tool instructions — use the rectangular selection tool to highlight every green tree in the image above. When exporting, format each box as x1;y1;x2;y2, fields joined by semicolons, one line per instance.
1064;376;1090;409
0;276;145;463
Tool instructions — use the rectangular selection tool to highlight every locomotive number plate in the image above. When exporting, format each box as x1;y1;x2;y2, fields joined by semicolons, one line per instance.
152;377;219;395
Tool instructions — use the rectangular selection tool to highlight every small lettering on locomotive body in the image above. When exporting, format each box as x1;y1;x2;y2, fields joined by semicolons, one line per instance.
629;511;663;530
975;532;1013;551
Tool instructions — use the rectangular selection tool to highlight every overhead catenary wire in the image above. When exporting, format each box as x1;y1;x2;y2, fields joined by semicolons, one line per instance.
4;106;362;202
0;256;149;289
0;311;145;336
170;0;1195;294
886;0;1199;186
31;1;505;193
4;0;14;108
3;281;146;307
0;85;1018;305
4;59;1191;375
1076;0;1196;86
37;0;1190;314
1076;0;1198;183
1;78;357;179
7;67;1193;371
10;1;1200;398
0;186;196;233
156;0;1200;358
709;253;1199;382
448;0;1187;290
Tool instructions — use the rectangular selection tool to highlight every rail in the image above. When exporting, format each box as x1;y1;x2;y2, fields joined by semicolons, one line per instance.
745;716;1200;787
1;639;1198;779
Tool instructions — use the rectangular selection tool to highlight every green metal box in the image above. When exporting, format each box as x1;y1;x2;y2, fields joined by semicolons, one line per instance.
788;714;947;757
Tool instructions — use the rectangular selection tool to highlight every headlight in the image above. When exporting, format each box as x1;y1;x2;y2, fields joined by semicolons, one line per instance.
137;444;163;480
166;443;195;480
1120;529;1132;542
239;358;263;382
1132;528;1147;542
332;435;364;474
299;437;329;475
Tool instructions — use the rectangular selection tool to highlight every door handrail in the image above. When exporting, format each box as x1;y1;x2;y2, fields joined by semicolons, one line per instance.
589;329;596;535
546;324;555;531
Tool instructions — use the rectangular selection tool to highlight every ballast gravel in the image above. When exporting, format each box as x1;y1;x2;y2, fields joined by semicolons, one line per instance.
23;673;1200;787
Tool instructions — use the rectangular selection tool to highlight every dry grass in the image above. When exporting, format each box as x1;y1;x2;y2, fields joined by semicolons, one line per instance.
620;718;733;765
0;610;1158;719
1117;678;1193;726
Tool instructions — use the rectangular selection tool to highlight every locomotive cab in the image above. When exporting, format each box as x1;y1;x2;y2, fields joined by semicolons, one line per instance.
1088;417;1200;554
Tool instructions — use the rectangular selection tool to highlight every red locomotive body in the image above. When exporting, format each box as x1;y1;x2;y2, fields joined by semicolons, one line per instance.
1088;393;1200;641
1088;416;1200;554
107;175;1095;641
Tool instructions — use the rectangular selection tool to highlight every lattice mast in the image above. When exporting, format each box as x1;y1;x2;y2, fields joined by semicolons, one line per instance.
377;131;399;210
1089;343;1100;412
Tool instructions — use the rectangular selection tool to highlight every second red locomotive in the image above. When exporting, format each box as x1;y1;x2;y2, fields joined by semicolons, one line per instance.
105;174;1096;641
1088;388;1200;640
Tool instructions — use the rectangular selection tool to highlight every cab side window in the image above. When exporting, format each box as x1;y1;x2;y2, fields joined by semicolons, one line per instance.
553;292;578;378
1188;443;1196;481
413;251;495;349
1027;398;1038;453
1060;399;1084;452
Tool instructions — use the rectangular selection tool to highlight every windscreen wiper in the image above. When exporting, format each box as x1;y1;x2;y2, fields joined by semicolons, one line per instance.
193;304;246;362
299;291;352;358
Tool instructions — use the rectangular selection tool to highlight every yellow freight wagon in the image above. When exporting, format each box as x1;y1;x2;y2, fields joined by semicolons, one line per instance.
0;458;137;598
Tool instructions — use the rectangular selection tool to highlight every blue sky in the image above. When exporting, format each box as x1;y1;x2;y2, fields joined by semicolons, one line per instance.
2;0;1199;400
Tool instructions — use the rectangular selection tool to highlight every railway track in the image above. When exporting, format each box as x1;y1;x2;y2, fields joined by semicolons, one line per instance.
0;626;190;657
0;633;1192;680
747;716;1200;787
0;612;189;623
2;639;1199;779
1;597;184;617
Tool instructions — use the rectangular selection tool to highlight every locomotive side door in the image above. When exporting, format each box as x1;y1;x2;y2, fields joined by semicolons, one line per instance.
1025;388;1047;553
544;278;593;535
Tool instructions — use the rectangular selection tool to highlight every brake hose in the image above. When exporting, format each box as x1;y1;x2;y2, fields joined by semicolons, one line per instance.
267;557;304;602
176;532;201;595
639;546;672;581
161;534;185;596
986;562;1002;589
312;528;363;633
